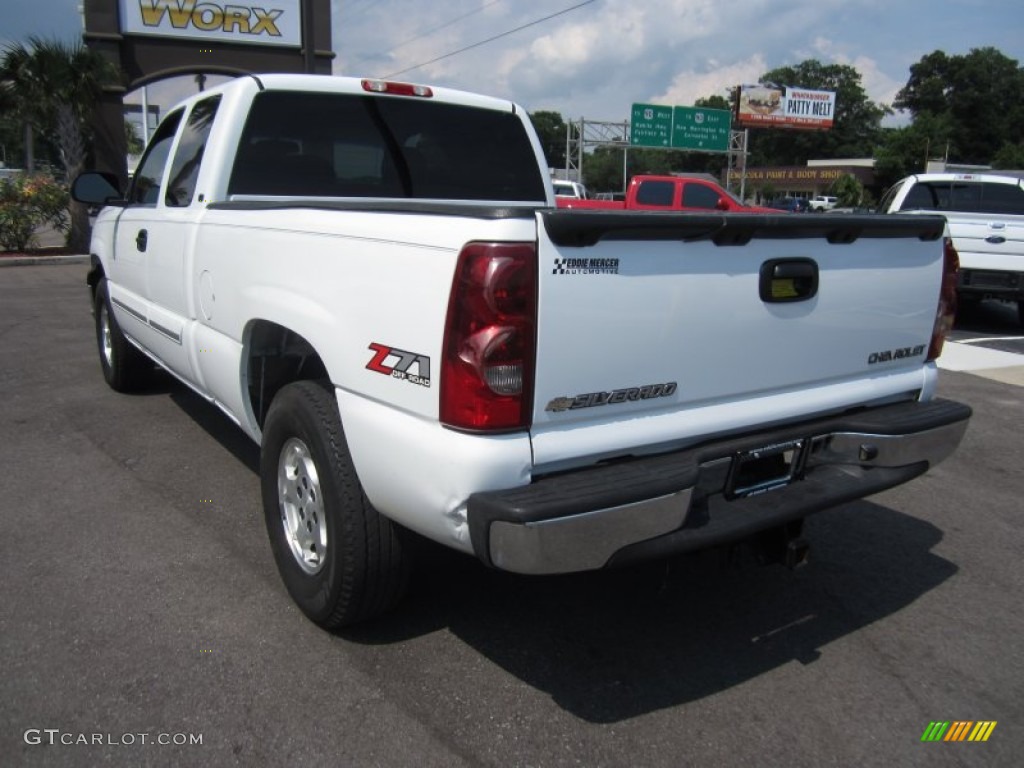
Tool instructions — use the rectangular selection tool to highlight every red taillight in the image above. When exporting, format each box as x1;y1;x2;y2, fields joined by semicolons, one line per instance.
361;79;433;97
928;236;960;362
441;242;537;432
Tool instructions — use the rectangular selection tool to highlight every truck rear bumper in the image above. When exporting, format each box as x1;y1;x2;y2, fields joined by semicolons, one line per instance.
959;268;1024;301
467;399;971;574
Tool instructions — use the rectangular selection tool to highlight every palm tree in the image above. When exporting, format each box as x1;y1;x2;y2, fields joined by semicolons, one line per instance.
0;42;45;173
1;37;122;251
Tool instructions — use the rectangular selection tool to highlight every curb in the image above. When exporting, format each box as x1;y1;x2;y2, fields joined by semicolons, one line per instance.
0;254;90;267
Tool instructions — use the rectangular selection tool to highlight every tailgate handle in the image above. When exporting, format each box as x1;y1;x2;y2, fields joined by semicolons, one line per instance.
760;259;818;303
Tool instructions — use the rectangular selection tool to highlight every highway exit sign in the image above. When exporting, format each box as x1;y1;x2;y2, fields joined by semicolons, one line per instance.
630;103;673;147
630;103;732;152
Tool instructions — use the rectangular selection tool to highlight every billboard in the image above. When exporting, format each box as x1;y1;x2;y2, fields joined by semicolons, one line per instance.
735;84;836;130
120;0;303;47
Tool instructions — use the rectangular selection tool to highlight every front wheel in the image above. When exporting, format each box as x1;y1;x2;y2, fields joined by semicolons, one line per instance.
260;380;409;628
94;278;152;392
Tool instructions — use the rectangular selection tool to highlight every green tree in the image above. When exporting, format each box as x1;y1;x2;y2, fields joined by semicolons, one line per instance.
992;141;1024;169
581;145;627;192
831;173;865;208
695;95;731;111
873;112;955;190
125;120;145;156
0;43;47;172
747;59;888;166
1;38;121;251
529;110;568;170
894;47;1024;165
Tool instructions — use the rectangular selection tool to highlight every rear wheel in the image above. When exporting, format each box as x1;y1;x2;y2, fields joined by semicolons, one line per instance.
94;278;151;392
260;380;409;628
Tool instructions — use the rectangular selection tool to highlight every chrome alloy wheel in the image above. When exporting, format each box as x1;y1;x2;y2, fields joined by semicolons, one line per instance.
98;301;114;368
278;437;327;575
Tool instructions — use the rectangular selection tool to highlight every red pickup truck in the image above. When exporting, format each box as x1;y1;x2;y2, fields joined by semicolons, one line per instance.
557;174;777;213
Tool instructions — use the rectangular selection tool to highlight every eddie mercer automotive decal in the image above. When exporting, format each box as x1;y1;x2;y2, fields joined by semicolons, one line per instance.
553;257;619;275
366;343;431;387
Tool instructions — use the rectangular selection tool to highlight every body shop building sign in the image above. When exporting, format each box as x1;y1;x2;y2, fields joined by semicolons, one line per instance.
121;0;302;47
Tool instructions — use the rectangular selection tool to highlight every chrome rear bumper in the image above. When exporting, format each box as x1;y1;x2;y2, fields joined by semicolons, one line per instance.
468;398;971;575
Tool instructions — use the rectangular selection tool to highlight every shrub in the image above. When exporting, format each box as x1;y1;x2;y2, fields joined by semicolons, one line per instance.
0;173;69;252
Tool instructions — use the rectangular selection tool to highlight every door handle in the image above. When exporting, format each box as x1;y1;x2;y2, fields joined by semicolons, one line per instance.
136;229;148;252
760;258;819;302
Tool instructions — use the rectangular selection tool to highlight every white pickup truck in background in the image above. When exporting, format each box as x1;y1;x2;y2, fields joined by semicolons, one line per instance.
73;74;971;628
808;195;838;212
879;172;1024;325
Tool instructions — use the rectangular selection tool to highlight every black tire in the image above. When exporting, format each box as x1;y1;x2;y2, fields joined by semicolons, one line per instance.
94;278;152;392
1017;300;1024;328
260;380;409;628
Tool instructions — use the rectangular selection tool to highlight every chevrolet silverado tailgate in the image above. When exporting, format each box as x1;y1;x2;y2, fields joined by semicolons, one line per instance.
530;211;949;469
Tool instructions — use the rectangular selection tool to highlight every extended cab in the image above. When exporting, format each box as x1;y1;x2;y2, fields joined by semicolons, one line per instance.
74;74;970;628
880;172;1024;325
558;174;776;212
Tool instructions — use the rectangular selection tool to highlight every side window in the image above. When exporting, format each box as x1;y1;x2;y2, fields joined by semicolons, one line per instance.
635;180;674;207
682;183;721;209
165;96;221;207
129;110;183;206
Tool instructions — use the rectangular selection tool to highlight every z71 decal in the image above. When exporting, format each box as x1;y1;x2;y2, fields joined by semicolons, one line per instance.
366;343;431;387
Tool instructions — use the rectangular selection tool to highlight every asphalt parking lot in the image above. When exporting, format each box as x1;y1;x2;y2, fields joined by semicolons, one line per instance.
1;263;1022;767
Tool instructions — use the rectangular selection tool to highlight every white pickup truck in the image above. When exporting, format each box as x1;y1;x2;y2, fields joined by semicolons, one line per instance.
879;172;1024;325
73;74;970;628
808;195;838;212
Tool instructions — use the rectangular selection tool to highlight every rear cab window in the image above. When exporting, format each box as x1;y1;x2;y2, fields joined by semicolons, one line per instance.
166;95;222;207
634;180;675;207
898;179;1024;215
228;91;546;202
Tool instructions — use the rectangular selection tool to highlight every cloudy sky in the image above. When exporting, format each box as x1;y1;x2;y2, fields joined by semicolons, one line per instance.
3;0;1023;126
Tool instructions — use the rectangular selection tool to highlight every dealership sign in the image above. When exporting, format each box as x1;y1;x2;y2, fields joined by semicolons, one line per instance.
735;84;836;130
120;0;302;47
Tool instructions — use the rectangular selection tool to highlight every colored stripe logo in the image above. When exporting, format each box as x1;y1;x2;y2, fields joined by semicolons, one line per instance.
921;721;997;742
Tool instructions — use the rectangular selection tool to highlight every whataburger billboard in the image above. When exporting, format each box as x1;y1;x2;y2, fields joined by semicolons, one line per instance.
735;84;836;130
120;0;302;47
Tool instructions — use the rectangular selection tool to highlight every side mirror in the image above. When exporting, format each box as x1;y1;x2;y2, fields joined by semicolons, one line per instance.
71;172;126;206
716;197;730;211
